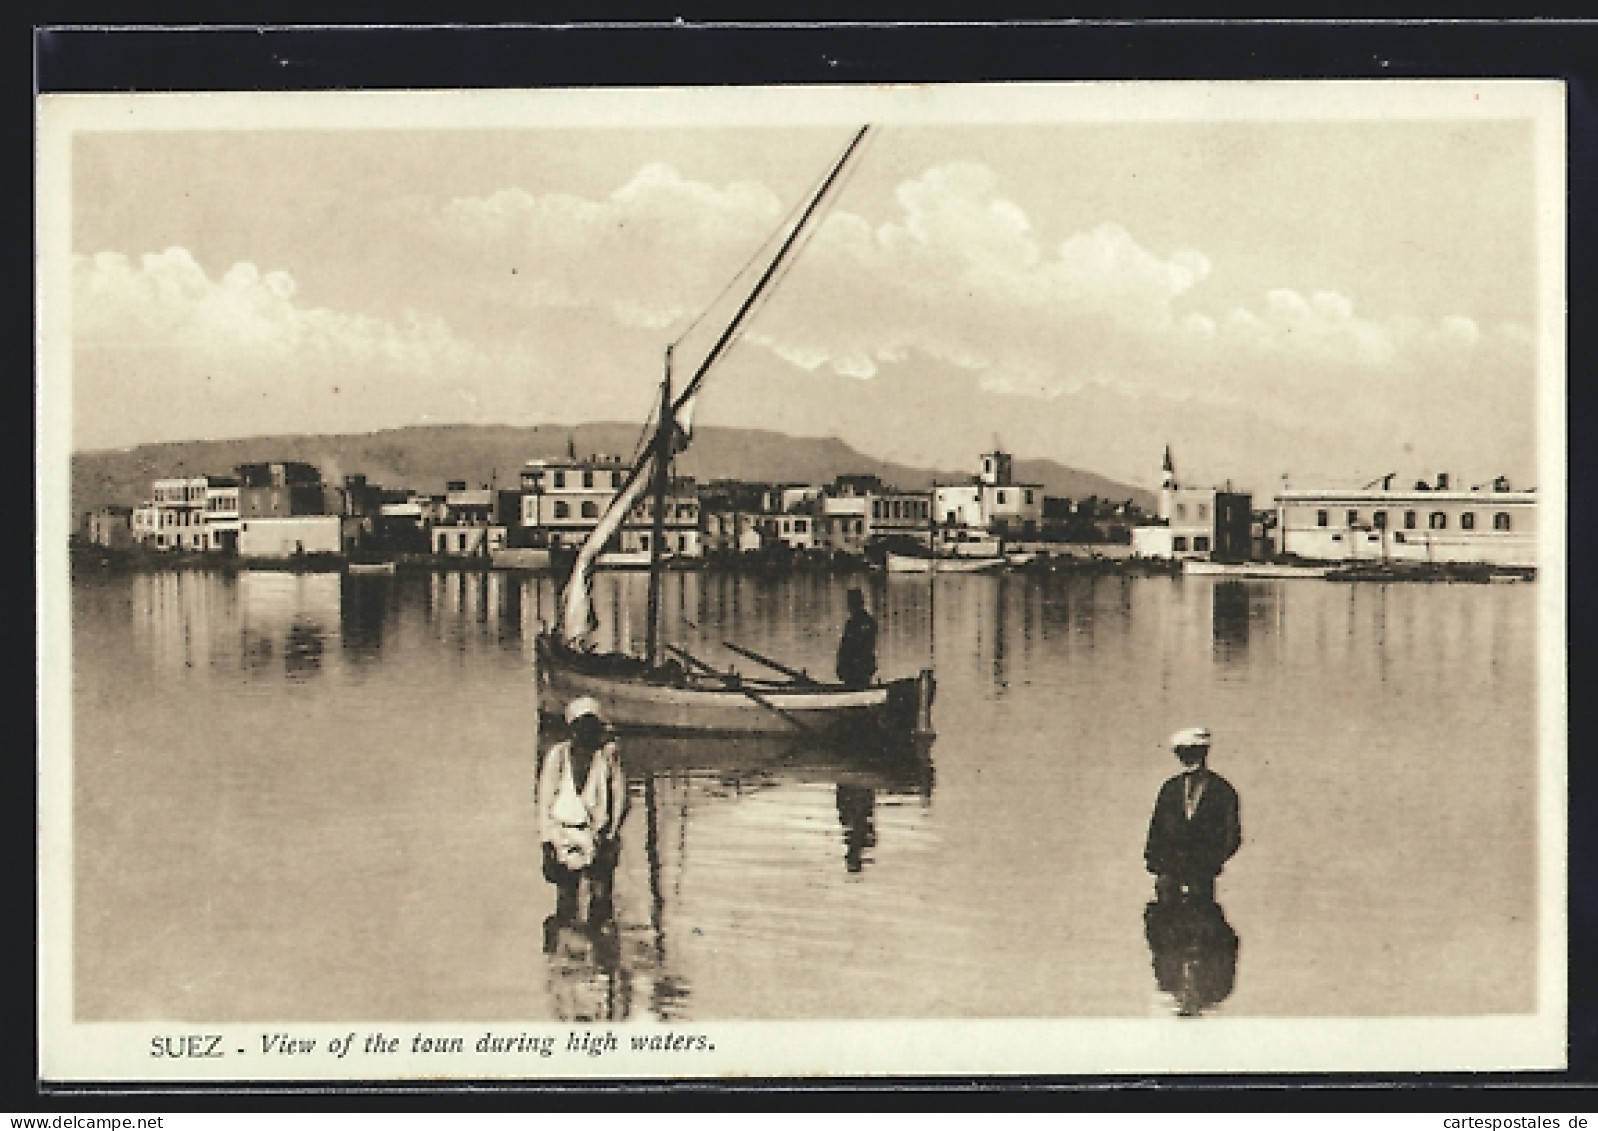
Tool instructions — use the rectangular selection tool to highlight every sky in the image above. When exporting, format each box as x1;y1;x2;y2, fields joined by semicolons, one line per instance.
62;93;1551;496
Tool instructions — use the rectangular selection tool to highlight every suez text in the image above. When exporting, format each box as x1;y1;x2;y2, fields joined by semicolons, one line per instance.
148;1035;225;1058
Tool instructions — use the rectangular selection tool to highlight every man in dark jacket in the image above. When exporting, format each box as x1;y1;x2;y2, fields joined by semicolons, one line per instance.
835;588;878;688
1144;726;1241;903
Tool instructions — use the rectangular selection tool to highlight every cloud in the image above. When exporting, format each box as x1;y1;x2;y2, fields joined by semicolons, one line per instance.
71;248;518;449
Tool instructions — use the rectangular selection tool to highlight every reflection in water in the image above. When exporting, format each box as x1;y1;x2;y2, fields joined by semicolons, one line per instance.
341;575;387;661
534;728;936;1021
1144;893;1240;1017
236;573;340;680
836;784;877;873
544;918;630;1023
82;569;1537;1021
1211;580;1250;660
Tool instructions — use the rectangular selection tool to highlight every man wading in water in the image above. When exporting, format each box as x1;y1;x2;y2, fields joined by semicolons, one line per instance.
537;697;629;934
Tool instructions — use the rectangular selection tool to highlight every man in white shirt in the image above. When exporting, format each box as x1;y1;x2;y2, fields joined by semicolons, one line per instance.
537;696;629;928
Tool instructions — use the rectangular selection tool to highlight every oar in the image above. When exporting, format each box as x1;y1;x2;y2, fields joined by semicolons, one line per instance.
665;644;816;736
720;640;820;686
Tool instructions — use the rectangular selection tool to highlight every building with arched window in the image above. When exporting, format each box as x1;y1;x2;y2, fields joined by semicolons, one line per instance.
517;455;702;558
1275;473;1537;567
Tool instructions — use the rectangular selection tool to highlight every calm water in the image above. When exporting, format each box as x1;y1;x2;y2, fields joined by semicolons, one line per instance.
71;567;1539;1022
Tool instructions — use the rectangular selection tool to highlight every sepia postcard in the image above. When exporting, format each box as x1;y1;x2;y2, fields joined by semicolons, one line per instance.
37;80;1568;1083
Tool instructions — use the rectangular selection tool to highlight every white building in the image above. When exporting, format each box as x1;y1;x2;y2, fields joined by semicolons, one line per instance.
518;455;702;558
237;515;345;558
933;450;1042;537
150;476;209;551
203;477;240;552
1275;473;1536;567
1131;447;1253;562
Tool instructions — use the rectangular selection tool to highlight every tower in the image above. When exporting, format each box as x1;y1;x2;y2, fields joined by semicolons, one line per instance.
1160;445;1176;522
979;450;1014;487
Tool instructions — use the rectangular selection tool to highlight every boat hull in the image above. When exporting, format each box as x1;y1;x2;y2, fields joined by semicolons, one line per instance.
537;636;927;736
490;547;553;571
886;550;1004;574
1182;561;1330;579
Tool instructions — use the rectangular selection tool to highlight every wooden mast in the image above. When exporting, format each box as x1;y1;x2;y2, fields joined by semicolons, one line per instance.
645;347;673;668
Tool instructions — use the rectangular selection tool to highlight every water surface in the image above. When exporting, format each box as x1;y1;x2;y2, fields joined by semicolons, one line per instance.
71;567;1538;1021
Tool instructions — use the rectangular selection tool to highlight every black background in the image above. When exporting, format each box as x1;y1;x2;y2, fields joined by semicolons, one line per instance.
20;13;1598;1112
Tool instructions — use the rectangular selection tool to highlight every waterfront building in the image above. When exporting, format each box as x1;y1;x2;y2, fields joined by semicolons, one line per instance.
431;523;509;557
1131;447;1253;562
870;489;934;542
1274;472;1536;567
131;503;160;546
932;450;1042;538
621;479;703;558
699;480;770;555
237;514;346;558
517;455;702;557
763;507;818;552
817;494;869;555
236;462;328;520
86;505;135;550
149;476;209;551
518;455;627;549
202;476;241;553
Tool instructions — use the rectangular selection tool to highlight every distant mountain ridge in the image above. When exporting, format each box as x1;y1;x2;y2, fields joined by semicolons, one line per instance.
69;424;1154;520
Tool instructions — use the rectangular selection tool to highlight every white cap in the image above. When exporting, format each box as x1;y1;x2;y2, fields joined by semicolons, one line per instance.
1170;726;1211;749
564;696;604;725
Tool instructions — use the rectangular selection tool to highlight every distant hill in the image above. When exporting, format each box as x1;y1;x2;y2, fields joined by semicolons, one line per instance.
69;424;1154;520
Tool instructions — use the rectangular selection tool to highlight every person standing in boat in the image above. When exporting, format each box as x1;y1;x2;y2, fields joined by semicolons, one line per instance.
1143;726;1242;904
537;697;629;927
835;587;878;689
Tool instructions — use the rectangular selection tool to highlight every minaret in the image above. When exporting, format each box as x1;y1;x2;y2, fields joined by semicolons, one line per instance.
1160;445;1176;521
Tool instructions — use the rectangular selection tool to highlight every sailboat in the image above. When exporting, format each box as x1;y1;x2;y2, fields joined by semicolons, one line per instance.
535;126;936;739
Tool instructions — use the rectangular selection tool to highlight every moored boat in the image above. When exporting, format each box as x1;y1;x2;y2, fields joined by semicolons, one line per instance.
885;550;1004;574
1182;560;1330;579
535;125;935;741
490;547;553;571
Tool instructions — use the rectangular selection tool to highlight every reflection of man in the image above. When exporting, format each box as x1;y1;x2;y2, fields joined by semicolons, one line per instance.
536;697;629;925
1144;726;1241;903
836;588;878;689
1144;895;1239;1017
835;784;878;874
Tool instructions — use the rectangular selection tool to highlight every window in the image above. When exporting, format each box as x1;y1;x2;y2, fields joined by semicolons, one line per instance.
575;501;596;519
1404;510;1417;530
997;491;1007;505
553;471;566;489
795;519;808;533
554;501;570;519
1316;509;1328;527
458;533;468;553
1372;511;1387;529
1346;509;1359;527
1176;503;1188;520
611;471;621;488
1460;512;1476;531
1173;536;1188;551
1194;536;1211;552
872;501;881;519
678;534;688;551
1494;512;1512;531
1197;503;1209;520
640;535;650;550
1429;512;1448;530
1024;490;1035;505
582;471;594;489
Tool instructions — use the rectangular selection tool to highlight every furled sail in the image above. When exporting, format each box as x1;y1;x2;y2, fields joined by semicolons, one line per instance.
556;393;696;645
